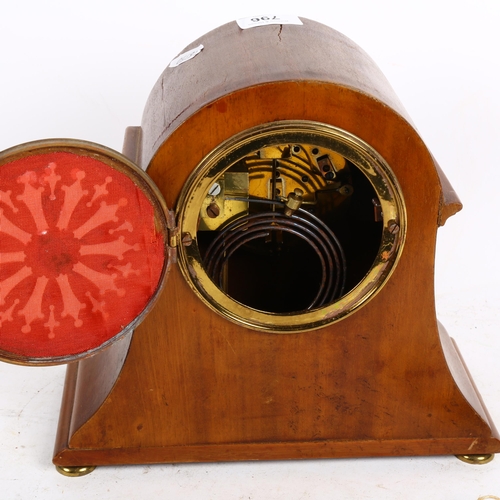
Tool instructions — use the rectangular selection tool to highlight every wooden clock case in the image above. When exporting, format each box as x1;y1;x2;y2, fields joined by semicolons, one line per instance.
36;18;499;467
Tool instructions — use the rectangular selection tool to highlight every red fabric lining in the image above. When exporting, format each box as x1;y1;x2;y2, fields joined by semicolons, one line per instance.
0;152;165;360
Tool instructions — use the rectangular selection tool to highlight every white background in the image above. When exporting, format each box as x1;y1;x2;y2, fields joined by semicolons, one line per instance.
1;1;499;498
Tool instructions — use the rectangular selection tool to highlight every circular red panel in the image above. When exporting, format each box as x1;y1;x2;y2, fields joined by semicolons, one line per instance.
0;142;167;364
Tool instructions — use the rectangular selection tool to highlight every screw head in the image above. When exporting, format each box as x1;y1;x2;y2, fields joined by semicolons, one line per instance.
181;233;193;246
208;183;221;197
206;202;220;218
388;220;400;234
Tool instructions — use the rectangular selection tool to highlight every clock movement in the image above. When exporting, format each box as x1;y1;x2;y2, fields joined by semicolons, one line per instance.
0;17;498;475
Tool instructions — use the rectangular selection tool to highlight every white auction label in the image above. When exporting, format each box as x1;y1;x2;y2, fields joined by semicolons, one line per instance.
168;44;204;68
236;15;303;30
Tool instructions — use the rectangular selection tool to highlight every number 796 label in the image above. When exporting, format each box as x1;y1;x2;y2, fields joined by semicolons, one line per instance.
236;15;303;30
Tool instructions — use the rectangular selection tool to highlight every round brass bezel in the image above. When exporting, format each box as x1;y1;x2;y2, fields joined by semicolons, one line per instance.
177;120;406;333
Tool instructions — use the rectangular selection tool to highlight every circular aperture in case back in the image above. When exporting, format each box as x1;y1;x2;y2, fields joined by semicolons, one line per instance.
177;121;406;333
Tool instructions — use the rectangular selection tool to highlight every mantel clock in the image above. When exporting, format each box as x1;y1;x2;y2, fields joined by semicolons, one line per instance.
0;18;498;475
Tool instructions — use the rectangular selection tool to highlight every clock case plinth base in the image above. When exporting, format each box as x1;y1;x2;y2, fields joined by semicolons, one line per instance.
53;301;500;467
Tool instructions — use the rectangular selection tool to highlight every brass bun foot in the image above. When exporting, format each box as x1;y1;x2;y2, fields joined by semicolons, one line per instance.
56;465;96;477
456;454;494;465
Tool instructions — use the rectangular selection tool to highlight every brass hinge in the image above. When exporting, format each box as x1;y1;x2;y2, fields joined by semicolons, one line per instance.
166;210;179;248
165;210;179;264
166;210;192;265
